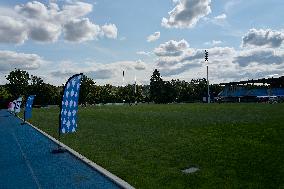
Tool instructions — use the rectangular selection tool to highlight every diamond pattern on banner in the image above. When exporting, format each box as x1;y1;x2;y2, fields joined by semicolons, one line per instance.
60;74;82;134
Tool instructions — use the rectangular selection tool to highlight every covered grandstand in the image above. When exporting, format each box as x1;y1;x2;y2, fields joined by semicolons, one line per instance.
218;76;284;102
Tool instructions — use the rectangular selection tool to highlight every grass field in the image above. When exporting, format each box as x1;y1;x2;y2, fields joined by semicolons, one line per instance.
24;103;284;189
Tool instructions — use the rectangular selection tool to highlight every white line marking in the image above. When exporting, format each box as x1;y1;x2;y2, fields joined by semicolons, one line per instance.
12;131;42;189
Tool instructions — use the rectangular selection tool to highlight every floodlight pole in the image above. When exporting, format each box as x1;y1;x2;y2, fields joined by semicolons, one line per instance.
134;74;137;105
205;50;210;103
207;66;210;103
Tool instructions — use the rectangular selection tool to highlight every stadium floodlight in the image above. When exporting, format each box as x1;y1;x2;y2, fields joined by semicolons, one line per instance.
205;50;209;62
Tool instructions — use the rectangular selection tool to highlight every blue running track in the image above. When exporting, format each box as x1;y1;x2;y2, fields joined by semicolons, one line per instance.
0;110;122;189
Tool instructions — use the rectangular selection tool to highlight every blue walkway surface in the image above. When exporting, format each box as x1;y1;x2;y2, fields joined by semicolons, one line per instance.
0;110;121;189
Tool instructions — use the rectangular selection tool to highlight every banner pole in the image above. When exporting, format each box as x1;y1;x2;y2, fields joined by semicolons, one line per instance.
52;111;65;153
58;112;61;148
21;110;26;125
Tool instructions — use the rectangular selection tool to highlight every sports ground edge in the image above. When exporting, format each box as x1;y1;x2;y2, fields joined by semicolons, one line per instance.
18;116;135;189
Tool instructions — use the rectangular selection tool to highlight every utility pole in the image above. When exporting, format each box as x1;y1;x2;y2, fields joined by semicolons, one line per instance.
205;50;210;103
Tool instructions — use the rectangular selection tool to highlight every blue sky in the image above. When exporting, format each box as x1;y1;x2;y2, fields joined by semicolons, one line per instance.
0;0;284;85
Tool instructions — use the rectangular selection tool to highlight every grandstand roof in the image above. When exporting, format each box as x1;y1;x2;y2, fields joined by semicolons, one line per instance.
220;76;284;86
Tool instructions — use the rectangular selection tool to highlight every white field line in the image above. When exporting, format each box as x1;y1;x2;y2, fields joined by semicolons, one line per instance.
18;117;135;189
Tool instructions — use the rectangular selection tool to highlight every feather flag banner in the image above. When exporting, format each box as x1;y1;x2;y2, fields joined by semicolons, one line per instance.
24;95;36;120
8;97;22;113
60;74;83;134
8;101;15;112
14;97;23;113
15;97;23;113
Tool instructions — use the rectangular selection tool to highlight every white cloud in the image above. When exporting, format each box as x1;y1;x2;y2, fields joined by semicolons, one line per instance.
242;28;284;48
101;23;118;39
49;59;148;83
136;51;152;56
153;39;284;82
233;48;284;67
15;1;50;19
64;18;101;42
147;31;160;42
0;16;28;44
29;23;61;42
162;0;211;28
87;69;115;79
154;39;189;56
214;14;226;20
211;13;227;25
205;40;222;46
202;13;227;27
51;68;114;80
156;45;236;77
60;2;93;19
134;60;147;70
0;50;44;71
0;1;118;44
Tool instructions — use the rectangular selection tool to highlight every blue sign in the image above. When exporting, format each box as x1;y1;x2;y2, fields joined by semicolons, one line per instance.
60;74;82;134
24;95;35;120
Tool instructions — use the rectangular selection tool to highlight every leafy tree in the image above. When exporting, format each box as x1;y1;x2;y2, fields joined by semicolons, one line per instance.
141;85;150;103
79;75;96;105
41;83;61;105
191;78;207;101
99;84;114;103
0;86;12;100
150;69;164;103
210;84;223;98
28;75;44;104
0;86;12;109
162;80;177;103
5;69;30;98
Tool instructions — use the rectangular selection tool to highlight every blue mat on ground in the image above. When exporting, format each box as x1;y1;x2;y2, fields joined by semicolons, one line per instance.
0;110;121;189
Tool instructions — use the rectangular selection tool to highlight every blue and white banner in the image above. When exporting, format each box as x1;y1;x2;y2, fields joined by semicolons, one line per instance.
8;101;15;112
15;97;23;113
60;74;83;134
8;97;22;113
24;95;35;120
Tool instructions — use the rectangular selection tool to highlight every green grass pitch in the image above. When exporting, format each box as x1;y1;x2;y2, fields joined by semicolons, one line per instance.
25;103;284;189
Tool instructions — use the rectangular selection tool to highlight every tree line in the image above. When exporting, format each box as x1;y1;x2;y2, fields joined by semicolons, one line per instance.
0;69;223;108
